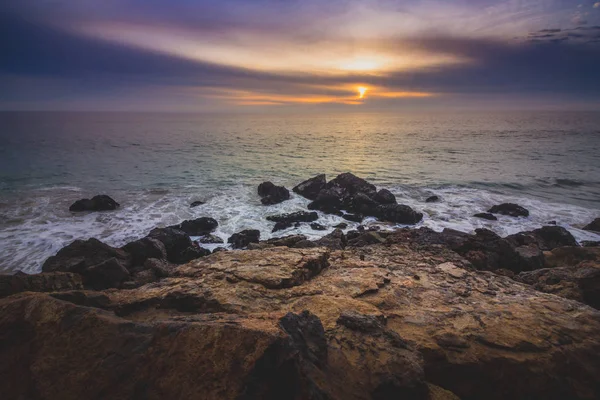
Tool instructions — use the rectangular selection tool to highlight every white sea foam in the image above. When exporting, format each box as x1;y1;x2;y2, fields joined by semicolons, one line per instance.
0;184;598;274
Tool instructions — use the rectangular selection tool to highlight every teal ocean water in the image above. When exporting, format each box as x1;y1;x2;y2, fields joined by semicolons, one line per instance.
1;111;599;273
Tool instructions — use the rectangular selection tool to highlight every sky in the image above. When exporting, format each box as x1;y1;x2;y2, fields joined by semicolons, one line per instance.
1;0;600;111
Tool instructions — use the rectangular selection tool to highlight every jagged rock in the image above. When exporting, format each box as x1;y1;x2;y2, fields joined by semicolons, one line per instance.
327;172;377;196
177;245;211;263
488;203;530;217
582;241;600;247
292;174;327;200
169;217;218;236
313;228;346;250
349;192;379;215
425;195;440;203
42;238;131;274
293;240;319;249
258;181;290;205
228;230;260;249
147;227;194;263
2;243;600;399
310;223;327;231
308;186;349;213
189;200;205;208
69;195;119;212
267;211;319;224
0;272;83;298
334;222;348;229
374;189;397;204
474;213;497;221
197;234;224;244
583;218;600;233
266;235;308;248
506;226;578;253
376;204;423;224
515;247;600;309
122;237;167;267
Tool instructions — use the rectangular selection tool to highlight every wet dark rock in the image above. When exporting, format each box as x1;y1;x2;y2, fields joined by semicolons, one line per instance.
292;174;327;200
327;172;377;196
228;230;261;249
514;245;545;271
307;186;349;213
334;222;348;229
0;272;83;298
265;235;308;248
425;195;440;203
42;238;131;274
69;195;120;212
85;258;130;290
189;201;205;208
310;223;327;231
342;213;364;223
258;181;290;205
272;221;292;233
506;226;578;252
313;228;346;250
169;217;218;236
212;247;228;254
349;192;379;215
147;227;194;264
376;204;423;225
177;246;211;263
474;213;498;221
197;234;224;244
488;203;530;217
267;211;319;224
122;237;167;267
374;189;397;205
583;218;600;233
582;241;600;247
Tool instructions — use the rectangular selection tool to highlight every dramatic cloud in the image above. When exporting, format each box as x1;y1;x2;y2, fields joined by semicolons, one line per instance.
1;0;599;110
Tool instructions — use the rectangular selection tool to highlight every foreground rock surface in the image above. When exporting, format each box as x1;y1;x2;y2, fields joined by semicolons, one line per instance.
4;243;600;399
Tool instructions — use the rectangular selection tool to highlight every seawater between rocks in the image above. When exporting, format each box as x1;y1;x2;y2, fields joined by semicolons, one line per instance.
1;111;599;273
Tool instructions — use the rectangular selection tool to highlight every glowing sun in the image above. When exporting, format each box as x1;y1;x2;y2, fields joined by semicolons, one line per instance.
358;86;368;99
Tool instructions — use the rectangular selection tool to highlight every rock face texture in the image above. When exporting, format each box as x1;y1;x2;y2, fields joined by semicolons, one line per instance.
258;181;291;205
69;195;120;212
2;243;600;400
583;217;600;233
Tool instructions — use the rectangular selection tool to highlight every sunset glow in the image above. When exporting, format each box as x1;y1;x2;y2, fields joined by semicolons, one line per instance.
358;87;368;99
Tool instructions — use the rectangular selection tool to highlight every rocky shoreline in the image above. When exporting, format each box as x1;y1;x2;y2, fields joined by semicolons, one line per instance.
1;173;600;399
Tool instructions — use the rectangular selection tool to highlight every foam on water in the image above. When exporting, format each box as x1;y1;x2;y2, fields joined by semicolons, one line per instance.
0;184;598;274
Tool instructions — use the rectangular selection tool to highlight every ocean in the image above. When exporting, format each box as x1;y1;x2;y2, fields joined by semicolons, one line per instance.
1;110;599;273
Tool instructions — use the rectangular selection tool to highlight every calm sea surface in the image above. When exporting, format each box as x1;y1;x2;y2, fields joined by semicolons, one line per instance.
1;111;599;273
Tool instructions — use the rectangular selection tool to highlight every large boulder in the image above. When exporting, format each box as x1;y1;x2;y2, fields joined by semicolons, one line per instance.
583;218;600;233
0;272;83;298
122;237;167;267
313;228;346;250
228;229;260;249
42;238;131;274
85;258;131;290
507;226;578;251
292;174;327;200
69;195;119;212
3;244;600;399
257;181;290;205
327;172;377;196
375;204;423;225
373;188;397;204
169;217;218;236
148;228;194;264
488;203;530;217
307;186;349;214
474;213;497;221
